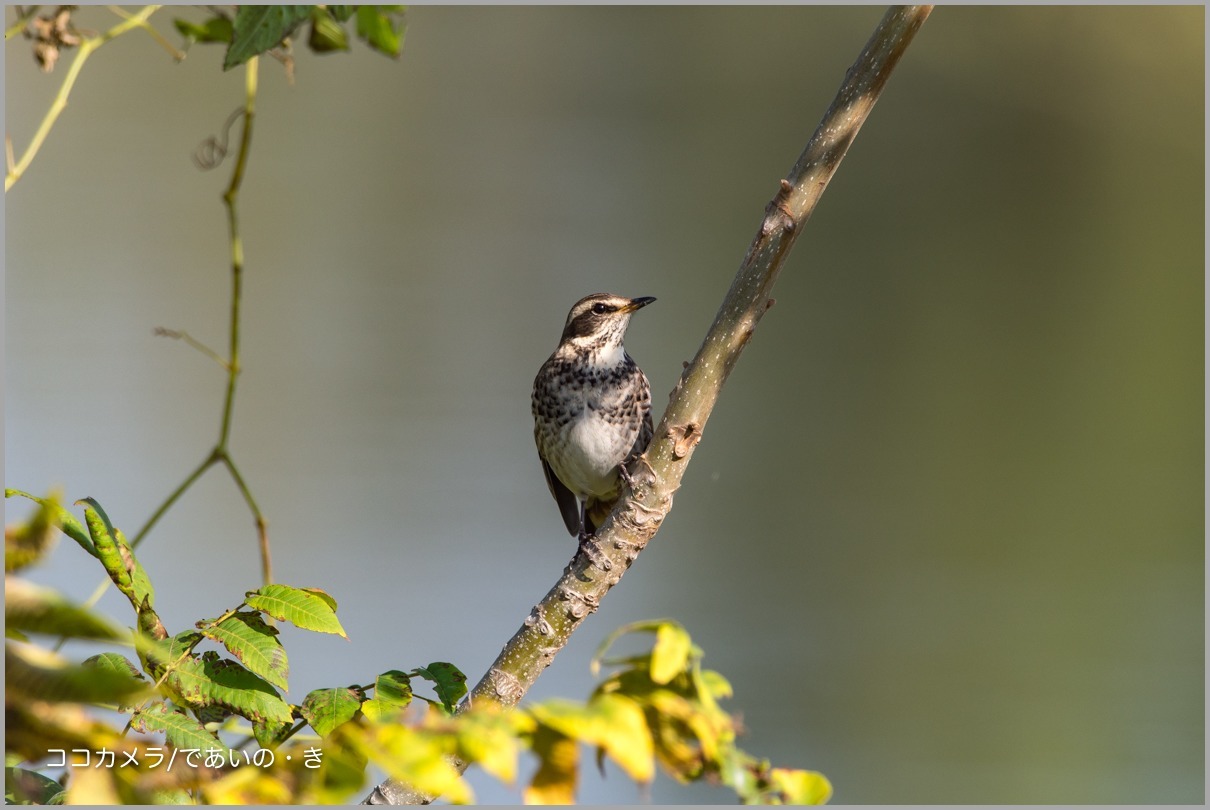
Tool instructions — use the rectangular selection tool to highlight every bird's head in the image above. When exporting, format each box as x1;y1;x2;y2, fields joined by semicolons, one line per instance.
558;293;656;356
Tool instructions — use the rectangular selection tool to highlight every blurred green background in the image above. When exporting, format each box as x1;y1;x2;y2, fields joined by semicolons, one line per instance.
4;6;1203;804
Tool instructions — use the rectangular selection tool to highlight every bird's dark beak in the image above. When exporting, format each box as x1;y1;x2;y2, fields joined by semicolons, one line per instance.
622;296;656;313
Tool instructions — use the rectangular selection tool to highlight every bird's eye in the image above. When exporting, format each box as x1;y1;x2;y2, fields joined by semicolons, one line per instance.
591;303;612;315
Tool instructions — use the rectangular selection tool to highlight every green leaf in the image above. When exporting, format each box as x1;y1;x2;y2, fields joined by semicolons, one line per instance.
4;578;123;640
109;525;156;611
200;611;289;691
5;766;64;805
355;5;405;58
174;14;233;44
327;5;356;22
308;6;349;52
650;622;693;685
224;5;314;70
83;653;146;711
168;652;293;726
245;584;346;637
301;587;338;611
253;718;295;750
88;648;145;678
5;490;94;557
360;670;412;722
135;593;167;643
5;643;151;705
413;662;467;713
301;686;363;736
141;629;204;674
76;496;116;540
131;703;224;754
5;489;62;572
76;499;156;611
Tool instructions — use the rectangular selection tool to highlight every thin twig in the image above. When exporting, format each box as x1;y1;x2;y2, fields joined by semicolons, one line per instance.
106;4;183;60
5;5;161;192
4;6;40;40
152;327;230;369
131;452;218;548
222;454;272;586
364;4;934;805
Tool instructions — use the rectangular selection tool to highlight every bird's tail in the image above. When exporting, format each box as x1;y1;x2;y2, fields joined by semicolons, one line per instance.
584;497;617;536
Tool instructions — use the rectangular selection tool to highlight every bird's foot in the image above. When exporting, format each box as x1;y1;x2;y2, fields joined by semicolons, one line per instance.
618;454;654;495
617;460;636;491
577;530;613;571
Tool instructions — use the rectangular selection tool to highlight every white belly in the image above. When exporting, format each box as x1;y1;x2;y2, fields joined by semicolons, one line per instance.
549;410;634;499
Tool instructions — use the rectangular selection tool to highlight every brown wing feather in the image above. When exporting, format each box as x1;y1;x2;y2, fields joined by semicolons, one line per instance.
627;370;653;462
541;456;582;536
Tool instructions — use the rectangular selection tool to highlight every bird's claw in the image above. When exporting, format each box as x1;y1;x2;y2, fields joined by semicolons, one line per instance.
578;531;613;571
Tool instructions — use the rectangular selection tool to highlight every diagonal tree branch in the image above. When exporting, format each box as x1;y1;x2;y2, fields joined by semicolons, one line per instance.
365;5;933;804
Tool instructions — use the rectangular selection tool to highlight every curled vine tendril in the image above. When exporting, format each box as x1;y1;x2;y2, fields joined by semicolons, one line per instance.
193;106;246;171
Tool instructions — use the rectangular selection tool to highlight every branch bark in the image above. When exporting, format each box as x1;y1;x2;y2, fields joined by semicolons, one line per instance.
365;5;932;804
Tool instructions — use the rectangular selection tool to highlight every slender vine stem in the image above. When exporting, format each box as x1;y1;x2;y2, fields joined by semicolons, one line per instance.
130;452;216;548
222;452;272;586
4;6;41;40
132;58;269;580
218;58;257;452
364;4;934;804
213;57;272;586
105;4;183;59
5;5;161;192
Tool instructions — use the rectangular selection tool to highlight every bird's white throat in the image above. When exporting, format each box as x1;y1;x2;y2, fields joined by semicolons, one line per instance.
565;335;627;368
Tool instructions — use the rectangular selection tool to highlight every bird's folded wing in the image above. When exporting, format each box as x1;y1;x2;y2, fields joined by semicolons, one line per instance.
541;456;582;536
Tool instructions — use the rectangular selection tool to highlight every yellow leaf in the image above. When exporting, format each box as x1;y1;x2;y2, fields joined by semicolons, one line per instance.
771;768;833;804
65;766;121;805
528;695;653;782
648;712;701;780
650;623;692;684
698;669;732;700
524;726;577;805
455;706;520;784
203;764;294;804
340;723;473;804
644;688;734;778
361;697;403;723
528;699;588;737
588;694;654;783
645;688;696;720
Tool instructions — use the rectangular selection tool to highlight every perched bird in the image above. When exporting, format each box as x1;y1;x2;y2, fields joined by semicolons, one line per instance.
532;293;655;552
